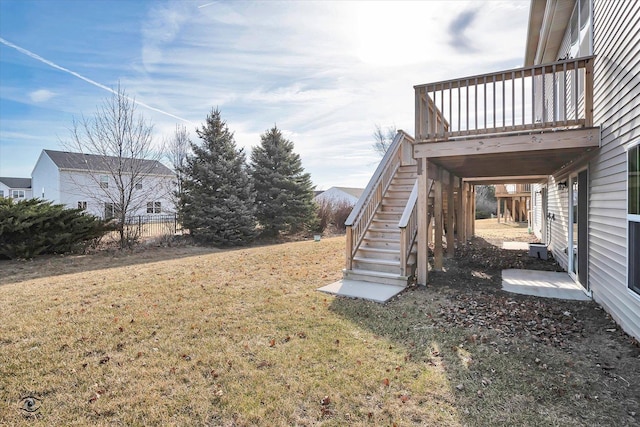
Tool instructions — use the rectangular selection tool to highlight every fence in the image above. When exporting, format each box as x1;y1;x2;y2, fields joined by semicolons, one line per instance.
109;214;182;239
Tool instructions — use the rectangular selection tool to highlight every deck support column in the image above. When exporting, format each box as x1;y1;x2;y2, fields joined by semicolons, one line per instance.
457;177;464;243
512;198;516;223
461;181;468;242
466;183;473;239
497;198;501;223
471;185;476;236
417;158;429;285
434;167;443;270
446;171;455;258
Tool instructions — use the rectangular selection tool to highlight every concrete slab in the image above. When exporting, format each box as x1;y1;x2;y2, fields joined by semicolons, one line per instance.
317;280;405;303
502;241;530;250
502;269;591;301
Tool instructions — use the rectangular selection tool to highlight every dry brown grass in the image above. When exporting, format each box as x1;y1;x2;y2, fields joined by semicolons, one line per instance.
1;221;639;426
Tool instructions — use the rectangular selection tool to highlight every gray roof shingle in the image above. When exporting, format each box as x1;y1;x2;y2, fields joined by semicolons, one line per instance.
44;150;174;176
0;177;32;189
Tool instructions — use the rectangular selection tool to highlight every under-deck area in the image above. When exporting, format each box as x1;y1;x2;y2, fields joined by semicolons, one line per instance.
343;55;600;288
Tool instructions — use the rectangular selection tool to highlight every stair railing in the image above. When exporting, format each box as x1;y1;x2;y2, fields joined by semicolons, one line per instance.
345;131;415;270
398;180;418;277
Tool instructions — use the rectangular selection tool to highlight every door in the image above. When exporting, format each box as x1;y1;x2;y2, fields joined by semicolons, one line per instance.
569;170;588;289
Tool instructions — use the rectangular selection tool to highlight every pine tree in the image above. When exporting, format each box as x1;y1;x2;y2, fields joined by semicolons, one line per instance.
250;126;316;237
179;109;257;246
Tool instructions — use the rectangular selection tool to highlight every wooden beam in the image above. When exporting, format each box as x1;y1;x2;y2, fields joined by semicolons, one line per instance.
413;127;600;158
464;175;548;184
471;185;476;236
497;198;501;223
460;181;469;242
466;183;473;238
456;176;463;244
417;158;429;285
434;167;443;271
446;172;455;258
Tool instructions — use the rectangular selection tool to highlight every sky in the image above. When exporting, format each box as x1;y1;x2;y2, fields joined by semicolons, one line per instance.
0;0;530;190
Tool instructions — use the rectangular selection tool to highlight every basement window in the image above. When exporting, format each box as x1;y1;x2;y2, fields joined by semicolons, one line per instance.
629;144;640;295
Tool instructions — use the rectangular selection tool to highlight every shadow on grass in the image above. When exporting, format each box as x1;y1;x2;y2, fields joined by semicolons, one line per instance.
0;235;326;287
327;237;640;426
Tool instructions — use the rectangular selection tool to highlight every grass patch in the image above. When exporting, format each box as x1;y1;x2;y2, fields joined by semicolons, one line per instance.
1;223;639;426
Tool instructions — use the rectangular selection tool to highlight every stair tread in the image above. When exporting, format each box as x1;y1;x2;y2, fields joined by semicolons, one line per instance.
357;247;399;254
368;227;400;233
347;269;409;279
353;257;400;266
363;237;400;243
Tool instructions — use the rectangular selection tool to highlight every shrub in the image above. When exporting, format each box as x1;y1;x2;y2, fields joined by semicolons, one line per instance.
313;199;355;234
0;198;110;259
475;210;492;219
332;201;354;233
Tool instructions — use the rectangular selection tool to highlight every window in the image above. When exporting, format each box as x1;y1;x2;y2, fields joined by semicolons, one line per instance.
0;190;4;198
100;175;109;189
147;201;161;214
78;201;87;210
629;144;640;295
135;183;143;189
12;190;25;199
104;203;115;219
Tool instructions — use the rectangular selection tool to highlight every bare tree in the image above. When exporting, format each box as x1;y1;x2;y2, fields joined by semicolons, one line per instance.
372;124;397;157
63;84;167;248
165;124;191;212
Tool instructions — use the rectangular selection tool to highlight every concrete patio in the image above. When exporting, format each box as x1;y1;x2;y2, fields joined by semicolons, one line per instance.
317;279;405;303
502;269;591;301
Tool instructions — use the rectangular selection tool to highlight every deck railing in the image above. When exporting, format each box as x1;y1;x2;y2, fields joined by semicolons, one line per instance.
495;183;532;195
415;56;594;141
398;180;419;277
345;131;415;270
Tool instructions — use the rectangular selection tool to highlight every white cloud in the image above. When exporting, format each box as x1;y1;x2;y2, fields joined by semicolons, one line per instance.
29;89;57;103
1;1;530;188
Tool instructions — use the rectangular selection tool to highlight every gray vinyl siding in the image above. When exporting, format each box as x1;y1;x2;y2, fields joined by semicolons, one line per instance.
588;0;640;340
546;175;569;271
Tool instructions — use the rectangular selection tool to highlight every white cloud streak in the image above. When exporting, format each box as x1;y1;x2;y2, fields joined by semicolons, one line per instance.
0;37;194;125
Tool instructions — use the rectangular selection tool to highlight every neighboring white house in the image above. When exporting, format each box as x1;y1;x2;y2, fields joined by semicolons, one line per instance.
0;177;32;200
31;149;175;219
315;187;364;206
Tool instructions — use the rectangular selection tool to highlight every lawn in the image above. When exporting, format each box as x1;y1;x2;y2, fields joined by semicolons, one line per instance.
1;221;639;426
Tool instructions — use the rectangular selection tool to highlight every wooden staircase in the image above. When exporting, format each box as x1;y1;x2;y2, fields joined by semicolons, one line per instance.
344;165;418;286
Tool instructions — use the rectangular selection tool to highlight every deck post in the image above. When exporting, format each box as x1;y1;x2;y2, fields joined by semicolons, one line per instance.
460;180;469;242
584;58;594;127
512;198;516;223
446;171;455;257
417;158;429;285
471;185;476;236
345;226;353;270
497;198;501;223
434;167;443;271
457;177;464;243
466;183;473;239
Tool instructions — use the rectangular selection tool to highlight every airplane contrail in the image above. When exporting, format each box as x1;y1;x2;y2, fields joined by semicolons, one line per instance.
0;37;194;125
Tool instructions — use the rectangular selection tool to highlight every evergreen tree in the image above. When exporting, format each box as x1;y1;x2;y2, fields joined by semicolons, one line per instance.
179;109;257;246
0;198;109;259
250;126;316;237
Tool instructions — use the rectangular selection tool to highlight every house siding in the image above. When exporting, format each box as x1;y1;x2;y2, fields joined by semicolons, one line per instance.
587;0;640;339
546;176;570;271
31;151;60;202
58;170;175;218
